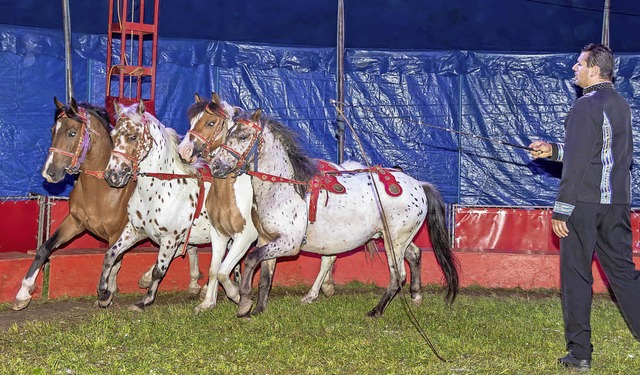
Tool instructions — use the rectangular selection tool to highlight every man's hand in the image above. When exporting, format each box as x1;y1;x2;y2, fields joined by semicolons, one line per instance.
552;219;569;238
529;141;552;159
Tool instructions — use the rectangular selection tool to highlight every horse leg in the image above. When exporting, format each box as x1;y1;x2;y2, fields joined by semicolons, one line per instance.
404;242;423;306
97;223;146;307
321;263;336;298
13;215;85;310
367;236;410;318
184;245;202;294
237;234;301;317
130;244;179;312
302;255;336;304
195;235;228;314
251;259;276;315
138;245;201;294
217;232;256;305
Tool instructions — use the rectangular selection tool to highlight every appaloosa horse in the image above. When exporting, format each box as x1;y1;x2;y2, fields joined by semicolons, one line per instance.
98;100;246;312
177;92;259;312
209;109;459;317
13;97;201;311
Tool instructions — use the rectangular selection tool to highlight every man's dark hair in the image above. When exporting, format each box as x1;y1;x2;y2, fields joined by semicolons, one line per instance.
582;43;614;80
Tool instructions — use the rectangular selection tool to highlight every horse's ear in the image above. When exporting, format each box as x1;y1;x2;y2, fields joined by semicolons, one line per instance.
211;92;220;105
137;100;146;115
69;97;79;115
54;96;65;110
233;106;243;117
194;93;202;103
250;108;262;122
114;100;123;117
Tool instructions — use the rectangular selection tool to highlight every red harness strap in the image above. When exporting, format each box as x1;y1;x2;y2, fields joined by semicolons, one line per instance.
307;161;346;223
141;164;213;255
80;170;106;179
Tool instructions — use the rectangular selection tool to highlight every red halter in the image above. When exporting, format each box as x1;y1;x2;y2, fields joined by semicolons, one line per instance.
110;115;154;180
218;118;264;173
47;108;100;174
185;104;228;160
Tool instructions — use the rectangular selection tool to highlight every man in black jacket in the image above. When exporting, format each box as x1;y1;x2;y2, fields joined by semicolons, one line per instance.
529;43;640;371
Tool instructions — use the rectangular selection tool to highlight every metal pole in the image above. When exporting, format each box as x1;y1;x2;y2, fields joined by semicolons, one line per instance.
62;0;74;102
601;0;610;47
336;0;345;163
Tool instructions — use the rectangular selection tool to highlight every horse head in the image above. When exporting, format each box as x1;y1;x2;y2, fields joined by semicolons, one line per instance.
105;100;153;188
42;97;95;183
210;108;263;178
178;92;239;164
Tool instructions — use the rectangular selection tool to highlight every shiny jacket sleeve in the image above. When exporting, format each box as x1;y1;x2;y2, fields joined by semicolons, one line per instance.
551;98;597;221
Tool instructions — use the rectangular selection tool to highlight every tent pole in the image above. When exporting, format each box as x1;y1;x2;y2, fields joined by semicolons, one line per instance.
336;0;345;163
601;0;610;47
62;0;74;102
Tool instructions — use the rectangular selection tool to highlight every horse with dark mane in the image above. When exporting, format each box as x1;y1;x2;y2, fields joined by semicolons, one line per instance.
13;97;201;311
209;108;459;317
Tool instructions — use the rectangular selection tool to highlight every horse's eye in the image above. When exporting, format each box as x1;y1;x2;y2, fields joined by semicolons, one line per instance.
239;135;249;141
207;121;215;127
68;131;77;137
129;135;138;141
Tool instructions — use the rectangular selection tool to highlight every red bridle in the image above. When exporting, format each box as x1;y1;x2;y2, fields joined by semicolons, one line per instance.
185;104;228;160
47;108;99;174
109;115;154;180
218;118;264;173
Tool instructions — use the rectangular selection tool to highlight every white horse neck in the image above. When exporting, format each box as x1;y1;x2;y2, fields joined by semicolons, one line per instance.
255;126;296;180
140;116;190;175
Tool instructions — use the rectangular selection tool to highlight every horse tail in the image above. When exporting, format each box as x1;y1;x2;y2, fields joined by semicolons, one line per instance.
422;182;459;305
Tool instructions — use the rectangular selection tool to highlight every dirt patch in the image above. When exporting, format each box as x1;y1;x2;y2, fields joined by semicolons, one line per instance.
0;292;200;333
0;285;575;333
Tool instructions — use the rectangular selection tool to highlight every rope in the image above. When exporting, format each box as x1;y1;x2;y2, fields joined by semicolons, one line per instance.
332;102;448;362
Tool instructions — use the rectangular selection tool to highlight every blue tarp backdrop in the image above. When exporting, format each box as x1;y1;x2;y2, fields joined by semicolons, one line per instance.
1;25;640;205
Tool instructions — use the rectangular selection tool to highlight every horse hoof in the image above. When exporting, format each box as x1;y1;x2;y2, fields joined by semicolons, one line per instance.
138;276;152;289
96;289;113;307
411;295;423;306
227;294;240;305
96;298;113;308
301;295;316;304
194;302;215;315
187;285;201;295
366;309;383;318
237;298;253;317
321;284;335;298
11;298;31;311
128;303;145;312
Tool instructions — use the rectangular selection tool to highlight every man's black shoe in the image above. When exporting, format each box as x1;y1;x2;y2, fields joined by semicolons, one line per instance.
558;352;591;371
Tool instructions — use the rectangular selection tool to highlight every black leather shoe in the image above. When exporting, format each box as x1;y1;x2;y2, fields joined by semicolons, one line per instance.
558;352;591;371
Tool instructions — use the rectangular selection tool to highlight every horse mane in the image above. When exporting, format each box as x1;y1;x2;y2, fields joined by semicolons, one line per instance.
186;99;235;121
54;102;112;133
252;112;319;197
143;110;200;174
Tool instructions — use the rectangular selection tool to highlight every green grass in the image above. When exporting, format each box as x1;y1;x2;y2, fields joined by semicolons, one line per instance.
0;284;638;374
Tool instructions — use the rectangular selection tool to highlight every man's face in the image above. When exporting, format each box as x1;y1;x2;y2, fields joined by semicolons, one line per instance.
572;51;596;88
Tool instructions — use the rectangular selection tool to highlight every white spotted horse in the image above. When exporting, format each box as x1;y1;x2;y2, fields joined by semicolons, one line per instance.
177;92;259;313
209;109;459;317
13;97;201;311
99;100;223;312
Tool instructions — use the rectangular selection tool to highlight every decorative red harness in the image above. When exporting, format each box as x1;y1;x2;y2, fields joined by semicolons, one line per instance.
140;165;214;255
250;159;402;223
48;108;103;177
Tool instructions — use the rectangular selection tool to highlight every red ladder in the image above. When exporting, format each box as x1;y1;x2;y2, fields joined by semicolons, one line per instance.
105;0;159;123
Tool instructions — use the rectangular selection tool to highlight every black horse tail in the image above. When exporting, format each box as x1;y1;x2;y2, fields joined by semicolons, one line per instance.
422;182;459;305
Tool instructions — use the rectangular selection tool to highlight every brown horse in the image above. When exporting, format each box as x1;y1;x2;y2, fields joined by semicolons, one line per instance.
177;93;260;313
12;97;201;311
